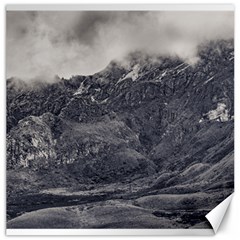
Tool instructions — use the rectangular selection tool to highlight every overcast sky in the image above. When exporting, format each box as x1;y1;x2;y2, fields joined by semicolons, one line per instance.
6;11;234;80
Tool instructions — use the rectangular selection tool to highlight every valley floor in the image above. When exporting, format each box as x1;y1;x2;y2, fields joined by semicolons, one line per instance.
7;173;231;229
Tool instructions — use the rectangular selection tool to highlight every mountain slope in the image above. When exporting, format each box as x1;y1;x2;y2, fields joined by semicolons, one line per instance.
6;40;234;228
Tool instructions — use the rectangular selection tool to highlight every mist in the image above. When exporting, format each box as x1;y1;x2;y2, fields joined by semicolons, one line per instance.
6;11;234;80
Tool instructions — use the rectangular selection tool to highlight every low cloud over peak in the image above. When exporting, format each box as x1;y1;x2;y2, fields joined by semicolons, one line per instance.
6;11;234;80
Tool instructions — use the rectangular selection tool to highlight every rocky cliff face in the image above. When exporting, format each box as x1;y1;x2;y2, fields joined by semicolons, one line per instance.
7;114;56;169
7;40;234;188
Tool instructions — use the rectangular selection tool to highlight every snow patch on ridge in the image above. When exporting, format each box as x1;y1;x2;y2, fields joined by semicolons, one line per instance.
117;64;140;83
200;103;233;123
74;81;88;95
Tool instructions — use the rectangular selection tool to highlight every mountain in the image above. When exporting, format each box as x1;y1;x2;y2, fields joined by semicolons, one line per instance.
7;40;234;229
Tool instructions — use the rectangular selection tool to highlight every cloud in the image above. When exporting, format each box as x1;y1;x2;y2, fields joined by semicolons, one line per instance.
6;11;234;80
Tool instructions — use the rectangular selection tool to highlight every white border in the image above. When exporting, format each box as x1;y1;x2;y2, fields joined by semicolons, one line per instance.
2;2;237;238
6;4;234;11
6;229;214;236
